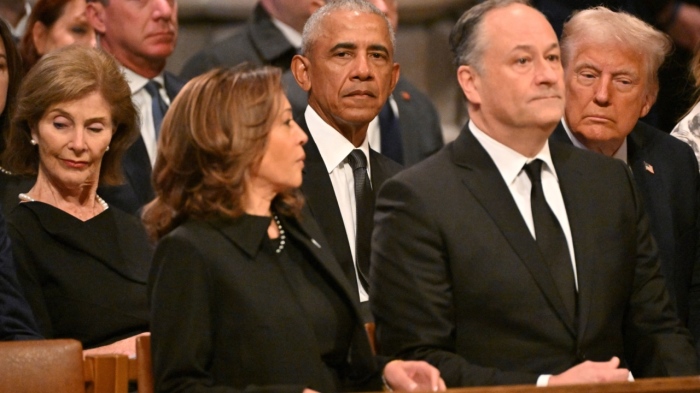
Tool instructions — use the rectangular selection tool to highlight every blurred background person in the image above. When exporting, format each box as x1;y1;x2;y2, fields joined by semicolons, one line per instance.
673;48;700;168
0;19;33;216
3;45;151;355
87;0;184;216
0;0;31;39
145;64;444;393
20;0;95;73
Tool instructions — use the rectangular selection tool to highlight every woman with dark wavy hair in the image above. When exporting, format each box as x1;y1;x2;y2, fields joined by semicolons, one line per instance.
145;64;444;393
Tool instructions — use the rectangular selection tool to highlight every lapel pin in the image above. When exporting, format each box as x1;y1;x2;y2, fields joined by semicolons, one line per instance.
644;161;654;174
401;91;411;101
311;238;322;248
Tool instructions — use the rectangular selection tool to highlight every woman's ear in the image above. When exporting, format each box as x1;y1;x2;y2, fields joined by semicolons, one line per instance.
32;22;48;56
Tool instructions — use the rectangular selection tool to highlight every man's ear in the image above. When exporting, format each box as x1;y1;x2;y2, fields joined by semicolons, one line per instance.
310;0;325;13
85;1;106;34
639;87;657;119
389;62;400;94
457;65;481;105
291;54;312;92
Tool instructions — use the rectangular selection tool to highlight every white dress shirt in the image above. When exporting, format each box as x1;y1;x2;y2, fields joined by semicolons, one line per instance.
305;106;372;302
122;67;171;166
470;121;579;386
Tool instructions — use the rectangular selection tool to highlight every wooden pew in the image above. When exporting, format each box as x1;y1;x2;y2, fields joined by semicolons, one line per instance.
448;377;700;393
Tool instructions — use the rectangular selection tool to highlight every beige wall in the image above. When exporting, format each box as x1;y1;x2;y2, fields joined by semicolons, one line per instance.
170;0;478;142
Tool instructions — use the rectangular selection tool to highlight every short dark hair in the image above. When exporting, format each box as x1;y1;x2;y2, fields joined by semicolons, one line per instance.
449;0;530;71
3;45;138;185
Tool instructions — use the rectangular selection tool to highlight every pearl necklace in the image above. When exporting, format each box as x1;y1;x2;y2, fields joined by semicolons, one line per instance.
18;193;109;211
273;214;286;254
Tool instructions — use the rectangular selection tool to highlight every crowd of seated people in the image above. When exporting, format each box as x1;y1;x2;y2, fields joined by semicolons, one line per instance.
4;0;700;392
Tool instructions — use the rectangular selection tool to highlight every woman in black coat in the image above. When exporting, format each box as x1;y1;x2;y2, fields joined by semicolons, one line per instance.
144;64;444;393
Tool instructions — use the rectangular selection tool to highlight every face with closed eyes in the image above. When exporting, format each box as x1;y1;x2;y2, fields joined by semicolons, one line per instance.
33;0;96;56
32;91;114;191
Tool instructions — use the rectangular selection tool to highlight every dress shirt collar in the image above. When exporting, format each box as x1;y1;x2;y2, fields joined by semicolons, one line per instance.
121;66;165;96
469;120;558;185
305;106;372;174
271;17;302;51
561;118;627;163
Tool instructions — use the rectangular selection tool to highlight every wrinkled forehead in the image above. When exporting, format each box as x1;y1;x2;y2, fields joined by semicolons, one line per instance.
318;10;392;49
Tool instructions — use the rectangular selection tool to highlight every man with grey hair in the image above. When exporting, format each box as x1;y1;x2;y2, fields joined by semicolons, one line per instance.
550;6;700;353
86;0;184;216
370;0;698;387
290;0;401;322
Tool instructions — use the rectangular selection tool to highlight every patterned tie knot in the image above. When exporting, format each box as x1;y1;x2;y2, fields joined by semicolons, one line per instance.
347;149;368;170
143;80;161;98
524;159;544;183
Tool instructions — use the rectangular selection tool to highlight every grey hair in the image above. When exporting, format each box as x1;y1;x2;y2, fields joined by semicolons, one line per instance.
561;6;672;94
449;0;531;72
301;0;395;56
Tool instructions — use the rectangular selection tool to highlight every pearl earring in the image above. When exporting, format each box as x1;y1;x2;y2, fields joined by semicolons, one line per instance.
105;146;110;152
30;139;37;146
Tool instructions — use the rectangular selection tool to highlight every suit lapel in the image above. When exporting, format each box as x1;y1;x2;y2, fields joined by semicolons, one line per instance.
297;116;357;287
550;122;573;145
549;141;597;339
163;72;185;101
283;212;377;372
456;129;576;335
123;137;154;205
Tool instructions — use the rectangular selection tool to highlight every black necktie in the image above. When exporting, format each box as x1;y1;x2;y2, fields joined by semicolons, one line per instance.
379;101;404;164
347;149;374;292
523;159;577;319
144;80;167;139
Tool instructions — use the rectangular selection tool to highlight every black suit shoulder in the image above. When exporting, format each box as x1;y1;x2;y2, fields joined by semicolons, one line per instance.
179;4;296;81
392;78;444;166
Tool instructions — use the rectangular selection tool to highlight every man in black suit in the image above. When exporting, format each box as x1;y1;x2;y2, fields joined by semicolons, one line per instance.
181;0;443;167
370;0;698;387
290;0;401;321
86;0;185;215
533;0;700;132
550;6;700;352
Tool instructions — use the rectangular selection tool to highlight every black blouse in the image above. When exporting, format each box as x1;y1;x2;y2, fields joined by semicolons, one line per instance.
8;202;152;348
